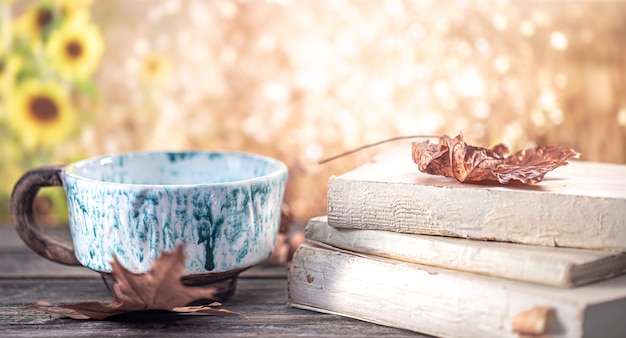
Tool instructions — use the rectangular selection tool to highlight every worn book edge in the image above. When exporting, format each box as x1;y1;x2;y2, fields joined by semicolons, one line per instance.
305;216;626;287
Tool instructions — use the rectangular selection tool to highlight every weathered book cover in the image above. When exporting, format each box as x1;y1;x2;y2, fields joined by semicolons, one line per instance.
288;243;626;338
327;144;626;251
305;216;626;287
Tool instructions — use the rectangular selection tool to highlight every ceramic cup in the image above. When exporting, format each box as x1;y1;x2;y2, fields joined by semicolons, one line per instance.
11;151;287;301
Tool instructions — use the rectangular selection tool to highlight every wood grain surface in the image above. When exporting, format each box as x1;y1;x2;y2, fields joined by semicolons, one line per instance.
0;226;429;337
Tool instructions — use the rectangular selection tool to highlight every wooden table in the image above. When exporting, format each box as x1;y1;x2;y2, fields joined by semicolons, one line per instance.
0;226;429;337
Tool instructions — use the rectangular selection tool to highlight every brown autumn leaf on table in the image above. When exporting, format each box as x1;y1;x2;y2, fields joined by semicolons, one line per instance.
23;244;242;320
412;133;581;185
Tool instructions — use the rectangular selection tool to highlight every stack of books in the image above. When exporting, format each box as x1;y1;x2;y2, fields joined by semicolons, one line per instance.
287;145;626;338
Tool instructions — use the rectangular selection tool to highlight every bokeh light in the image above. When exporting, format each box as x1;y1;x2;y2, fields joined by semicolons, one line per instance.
1;0;625;224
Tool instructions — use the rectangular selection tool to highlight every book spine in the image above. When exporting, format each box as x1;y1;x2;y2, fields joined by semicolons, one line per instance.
289;244;588;338
304;217;576;287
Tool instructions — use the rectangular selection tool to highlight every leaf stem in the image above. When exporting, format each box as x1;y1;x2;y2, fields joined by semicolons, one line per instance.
318;135;439;164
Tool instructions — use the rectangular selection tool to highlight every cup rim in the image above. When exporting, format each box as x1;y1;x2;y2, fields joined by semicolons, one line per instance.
62;150;288;188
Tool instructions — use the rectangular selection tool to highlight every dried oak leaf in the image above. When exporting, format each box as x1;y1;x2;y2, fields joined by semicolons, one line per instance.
23;244;241;320
412;133;580;185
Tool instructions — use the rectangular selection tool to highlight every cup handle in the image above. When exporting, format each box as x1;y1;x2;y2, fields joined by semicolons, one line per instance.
10;166;81;266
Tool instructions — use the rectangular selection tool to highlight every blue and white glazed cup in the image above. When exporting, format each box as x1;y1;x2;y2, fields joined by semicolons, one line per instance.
11;151;287;299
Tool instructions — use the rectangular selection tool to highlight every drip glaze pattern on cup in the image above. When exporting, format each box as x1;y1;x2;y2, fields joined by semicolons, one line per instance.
60;151;287;275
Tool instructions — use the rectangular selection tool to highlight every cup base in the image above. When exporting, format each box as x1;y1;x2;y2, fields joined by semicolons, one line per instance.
182;267;249;303
99;267;249;304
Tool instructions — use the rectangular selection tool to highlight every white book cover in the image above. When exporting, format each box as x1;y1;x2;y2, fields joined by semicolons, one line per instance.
327;144;626;251
288;243;626;338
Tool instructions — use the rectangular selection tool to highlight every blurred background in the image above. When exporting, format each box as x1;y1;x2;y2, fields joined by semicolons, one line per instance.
1;0;625;228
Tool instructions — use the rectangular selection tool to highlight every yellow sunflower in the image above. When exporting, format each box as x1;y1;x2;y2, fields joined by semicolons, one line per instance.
45;13;104;80
9;80;75;149
13;2;60;45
